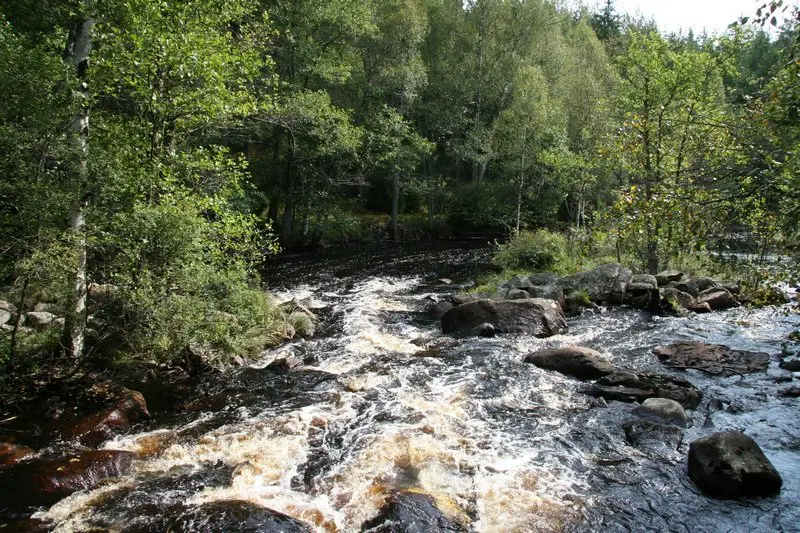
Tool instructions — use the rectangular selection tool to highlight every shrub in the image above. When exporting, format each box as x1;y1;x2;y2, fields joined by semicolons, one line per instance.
493;229;570;273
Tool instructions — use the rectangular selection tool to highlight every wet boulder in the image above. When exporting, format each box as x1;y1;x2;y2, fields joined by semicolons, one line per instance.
695;287;739;311
441;299;567;337
524;346;613;380
655;270;687;287
624;274;660;310
688;431;782;498
167;500;314;532
623;419;684;453
558;263;632;305
0;450;136;507
474;322;496;338
588;371;702;409
0;442;34;465
653;341;769;377
431;300;454;320
633;397;690;427
361;490;466;532
57;388;150;447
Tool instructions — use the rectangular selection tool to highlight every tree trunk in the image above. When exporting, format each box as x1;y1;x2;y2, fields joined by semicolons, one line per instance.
61;2;94;360
391;174;400;242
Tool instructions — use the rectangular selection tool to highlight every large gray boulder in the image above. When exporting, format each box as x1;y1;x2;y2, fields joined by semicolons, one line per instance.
526;284;565;308
529;272;560;286
633;397;690;427
695;287;739;311
524;346;612;380
0;309;10;326
625;274;660;310
588;370;702;409
688;431;782;498
656;270;687;287
653;341;770;376
441;299;567;337
558;263;632;305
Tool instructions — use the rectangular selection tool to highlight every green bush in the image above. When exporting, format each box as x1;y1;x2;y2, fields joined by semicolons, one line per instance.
493;229;570;273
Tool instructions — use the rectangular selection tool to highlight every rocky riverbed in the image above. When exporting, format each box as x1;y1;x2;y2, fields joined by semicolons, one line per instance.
1;242;798;532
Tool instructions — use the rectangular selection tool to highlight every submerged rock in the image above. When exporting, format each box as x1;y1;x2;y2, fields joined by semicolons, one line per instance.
524;346;613;380
558;263;632;305
0;441;34;466
653;341;770;376
441;299;566;337
688;431;782;499
57;388;150;447
0;450;137;507
167;500;314;532
633;397;690;427
623;419;684;452
361;490;466;532
588;371;702;409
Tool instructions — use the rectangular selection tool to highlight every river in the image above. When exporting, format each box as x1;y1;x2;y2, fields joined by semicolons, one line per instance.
29;242;800;532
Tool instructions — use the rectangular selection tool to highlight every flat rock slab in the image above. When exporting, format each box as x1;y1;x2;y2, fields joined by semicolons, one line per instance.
441;298;567;337
688;431;782;498
0;450;137;507
588;371;702;409
653;341;770;376
361;490;466;532
623;419;684;453
524;346;613;380
168;500;315;532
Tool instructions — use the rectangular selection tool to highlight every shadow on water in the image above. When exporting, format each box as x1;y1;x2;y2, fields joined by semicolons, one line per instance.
11;241;800;532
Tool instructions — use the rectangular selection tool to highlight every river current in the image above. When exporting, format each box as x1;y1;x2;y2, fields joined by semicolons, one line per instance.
33;242;800;532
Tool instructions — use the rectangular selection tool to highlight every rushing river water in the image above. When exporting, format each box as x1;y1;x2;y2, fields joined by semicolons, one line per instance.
26;242;800;532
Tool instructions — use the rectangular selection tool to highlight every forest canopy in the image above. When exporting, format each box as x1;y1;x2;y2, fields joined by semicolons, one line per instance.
0;0;798;376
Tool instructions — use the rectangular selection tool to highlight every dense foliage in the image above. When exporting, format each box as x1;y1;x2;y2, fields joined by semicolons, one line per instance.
1;0;798;379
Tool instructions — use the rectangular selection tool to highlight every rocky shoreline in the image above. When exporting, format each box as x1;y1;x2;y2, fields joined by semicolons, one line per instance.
427;263;794;502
